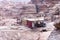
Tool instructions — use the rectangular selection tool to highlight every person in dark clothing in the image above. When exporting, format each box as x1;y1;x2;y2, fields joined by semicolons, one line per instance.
34;21;41;27
34;21;46;28
35;21;40;27
40;21;46;27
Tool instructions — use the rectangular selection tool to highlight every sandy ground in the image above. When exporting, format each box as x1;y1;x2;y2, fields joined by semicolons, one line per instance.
0;22;55;40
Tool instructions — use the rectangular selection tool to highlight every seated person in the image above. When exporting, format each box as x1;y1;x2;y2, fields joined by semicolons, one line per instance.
40;21;46;27
35;21;46;27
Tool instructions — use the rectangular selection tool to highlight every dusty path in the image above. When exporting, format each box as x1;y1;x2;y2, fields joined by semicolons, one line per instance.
0;22;55;40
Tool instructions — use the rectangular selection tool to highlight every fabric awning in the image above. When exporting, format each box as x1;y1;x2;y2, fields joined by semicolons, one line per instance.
23;17;44;21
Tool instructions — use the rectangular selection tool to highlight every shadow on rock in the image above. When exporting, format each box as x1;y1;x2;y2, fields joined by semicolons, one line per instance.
48;29;60;40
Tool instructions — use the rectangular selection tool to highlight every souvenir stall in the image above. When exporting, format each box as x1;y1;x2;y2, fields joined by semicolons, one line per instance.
22;17;44;28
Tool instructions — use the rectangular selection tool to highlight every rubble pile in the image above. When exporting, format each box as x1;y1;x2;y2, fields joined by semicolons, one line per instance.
0;0;60;23
0;17;17;26
54;22;60;29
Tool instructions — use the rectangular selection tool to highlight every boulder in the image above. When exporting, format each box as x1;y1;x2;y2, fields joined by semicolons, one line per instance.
54;22;60;29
